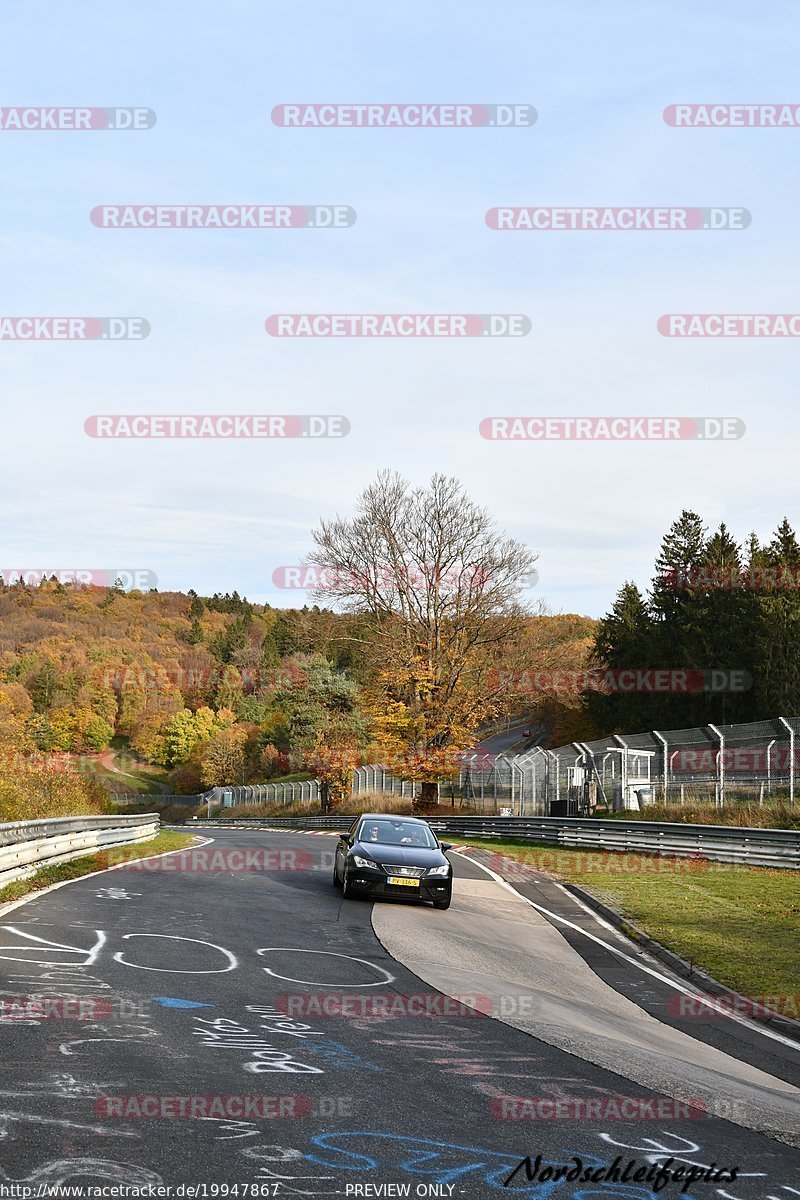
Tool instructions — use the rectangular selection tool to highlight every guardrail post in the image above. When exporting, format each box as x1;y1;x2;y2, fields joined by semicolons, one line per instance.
779;717;795;808
709;724;724;809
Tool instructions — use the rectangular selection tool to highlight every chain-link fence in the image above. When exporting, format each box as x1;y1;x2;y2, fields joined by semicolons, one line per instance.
352;766;419;799
206;781;321;809
538;717;799;814
353;717;799;815
172;717;799;815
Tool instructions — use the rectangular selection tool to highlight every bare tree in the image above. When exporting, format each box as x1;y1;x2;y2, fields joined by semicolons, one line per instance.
307;471;537;805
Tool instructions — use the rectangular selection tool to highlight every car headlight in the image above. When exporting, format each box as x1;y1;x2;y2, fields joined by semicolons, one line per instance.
352;856;381;870
427;864;451;877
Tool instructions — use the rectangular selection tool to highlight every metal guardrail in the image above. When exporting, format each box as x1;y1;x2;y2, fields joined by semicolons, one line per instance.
190;814;800;869
0;813;161;888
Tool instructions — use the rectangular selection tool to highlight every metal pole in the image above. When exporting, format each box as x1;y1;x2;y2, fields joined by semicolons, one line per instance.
614;735;628;808
766;739;775;797
709;724;724;809
779;717;794;808
653;731;668;804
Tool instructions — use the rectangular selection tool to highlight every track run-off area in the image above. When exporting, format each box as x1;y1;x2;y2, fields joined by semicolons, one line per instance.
0;828;798;1197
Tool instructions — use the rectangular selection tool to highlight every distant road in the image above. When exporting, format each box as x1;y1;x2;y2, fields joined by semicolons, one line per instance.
478;720;544;756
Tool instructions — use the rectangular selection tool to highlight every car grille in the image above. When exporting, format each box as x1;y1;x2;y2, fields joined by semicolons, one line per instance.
383;865;426;878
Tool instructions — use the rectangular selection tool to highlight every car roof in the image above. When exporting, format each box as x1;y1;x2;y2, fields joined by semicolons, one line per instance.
356;813;430;825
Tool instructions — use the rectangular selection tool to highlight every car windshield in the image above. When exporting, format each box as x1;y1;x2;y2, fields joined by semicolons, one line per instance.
358;820;437;849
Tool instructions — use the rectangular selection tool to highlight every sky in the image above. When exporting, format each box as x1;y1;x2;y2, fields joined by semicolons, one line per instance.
1;1;798;617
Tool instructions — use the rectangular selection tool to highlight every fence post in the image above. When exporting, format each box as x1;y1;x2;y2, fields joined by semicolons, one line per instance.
779;717;795;807
708;724;724;808
653;730;668;804
614;735;628;808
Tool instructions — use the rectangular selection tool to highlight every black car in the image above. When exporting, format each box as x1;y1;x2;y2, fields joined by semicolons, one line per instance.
332;813;454;909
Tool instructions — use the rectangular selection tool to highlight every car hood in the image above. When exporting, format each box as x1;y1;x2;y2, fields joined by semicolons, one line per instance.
352;840;448;868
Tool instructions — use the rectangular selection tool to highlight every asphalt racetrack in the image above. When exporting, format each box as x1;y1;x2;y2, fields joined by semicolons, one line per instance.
0;829;798;1197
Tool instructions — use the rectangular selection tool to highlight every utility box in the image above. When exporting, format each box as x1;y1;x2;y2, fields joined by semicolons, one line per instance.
550;799;579;817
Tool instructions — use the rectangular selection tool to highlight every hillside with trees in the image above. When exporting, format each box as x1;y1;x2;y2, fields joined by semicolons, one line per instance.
6;494;795;822
0;520;596;817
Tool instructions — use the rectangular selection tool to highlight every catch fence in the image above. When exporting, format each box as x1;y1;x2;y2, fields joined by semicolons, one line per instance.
143;717;800;817
461;717;800;815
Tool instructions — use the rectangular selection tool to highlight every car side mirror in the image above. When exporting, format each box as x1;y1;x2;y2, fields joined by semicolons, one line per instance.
339;833;351;842
440;841;453;851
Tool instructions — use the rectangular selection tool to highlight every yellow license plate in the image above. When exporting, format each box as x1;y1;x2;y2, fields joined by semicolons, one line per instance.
387;876;420;887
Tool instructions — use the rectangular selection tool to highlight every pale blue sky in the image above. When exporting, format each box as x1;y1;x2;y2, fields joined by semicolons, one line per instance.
1;1;798;615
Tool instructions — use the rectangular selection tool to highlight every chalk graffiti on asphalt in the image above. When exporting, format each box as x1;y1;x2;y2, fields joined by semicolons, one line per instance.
596;1132;766;1177
201;1117;263;1140
256;948;395;987
94;887;142;900
0;1109;138;1141
0;926;106;967
301;1040;383;1072
593;1132;792;1200
240;1143;338;1195
0;1074;124;1101
304;1130;565;1191
113;933;238;973
0;1157;163;1189
192;1015;324;1075
58;1019;180;1060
